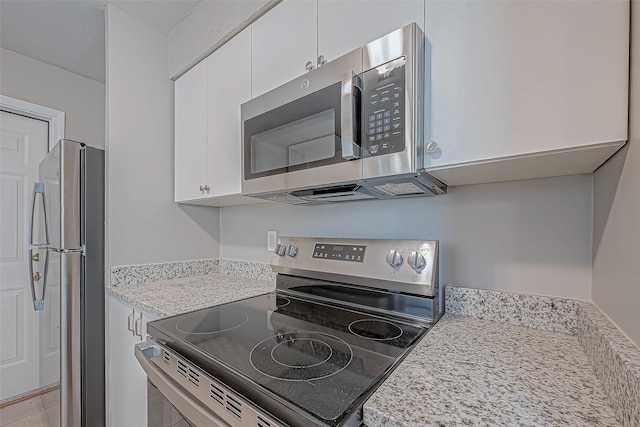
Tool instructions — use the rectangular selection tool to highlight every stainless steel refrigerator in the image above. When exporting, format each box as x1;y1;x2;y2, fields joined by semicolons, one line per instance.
29;139;105;426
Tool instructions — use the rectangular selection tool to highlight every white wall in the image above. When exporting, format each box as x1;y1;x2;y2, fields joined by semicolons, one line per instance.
106;4;220;267
221;174;593;300
0;47;105;148
167;0;268;78
592;1;640;347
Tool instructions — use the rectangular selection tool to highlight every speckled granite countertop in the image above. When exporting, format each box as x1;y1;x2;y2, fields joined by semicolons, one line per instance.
106;273;275;318
364;314;620;427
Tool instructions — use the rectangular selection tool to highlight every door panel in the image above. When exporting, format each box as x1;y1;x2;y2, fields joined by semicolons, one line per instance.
317;0;424;63
251;0;317;98
175;60;208;201
0;111;54;400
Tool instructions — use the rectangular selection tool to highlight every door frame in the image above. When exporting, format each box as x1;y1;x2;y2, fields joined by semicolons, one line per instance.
0;95;65;151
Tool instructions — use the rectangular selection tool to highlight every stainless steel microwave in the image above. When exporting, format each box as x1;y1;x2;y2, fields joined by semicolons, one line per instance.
241;23;446;205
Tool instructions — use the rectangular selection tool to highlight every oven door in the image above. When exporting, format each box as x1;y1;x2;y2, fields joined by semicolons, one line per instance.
148;381;195;427
241;47;364;196
136;344;226;427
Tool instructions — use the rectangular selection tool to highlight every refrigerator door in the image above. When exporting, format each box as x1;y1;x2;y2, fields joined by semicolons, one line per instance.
37;140;105;427
39;140;81;252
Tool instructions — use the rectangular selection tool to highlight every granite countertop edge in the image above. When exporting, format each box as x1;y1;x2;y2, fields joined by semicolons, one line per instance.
106;272;276;319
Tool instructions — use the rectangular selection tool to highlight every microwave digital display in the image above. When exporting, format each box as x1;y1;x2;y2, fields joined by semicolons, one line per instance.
361;57;406;158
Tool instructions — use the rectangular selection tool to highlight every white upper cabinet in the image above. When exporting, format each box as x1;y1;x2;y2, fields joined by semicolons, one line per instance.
206;28;252;199
424;0;629;185
317;0;424;64
175;59;207;202
251;0;317;98
252;0;424;98
175;28;259;205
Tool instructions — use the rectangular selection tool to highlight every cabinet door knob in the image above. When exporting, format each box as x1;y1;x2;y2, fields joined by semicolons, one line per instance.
305;61;314;72
204;185;210;192
317;55;326;67
199;185;204;191
425;140;439;153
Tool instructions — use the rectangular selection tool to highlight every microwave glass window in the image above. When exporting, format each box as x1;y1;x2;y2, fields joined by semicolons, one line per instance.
243;82;347;180
251;109;336;174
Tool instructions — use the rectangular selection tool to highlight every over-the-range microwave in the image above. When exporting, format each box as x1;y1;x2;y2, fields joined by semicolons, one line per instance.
241;23;446;205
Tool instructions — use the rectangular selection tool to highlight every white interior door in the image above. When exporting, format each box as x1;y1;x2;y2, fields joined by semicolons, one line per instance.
0;110;59;401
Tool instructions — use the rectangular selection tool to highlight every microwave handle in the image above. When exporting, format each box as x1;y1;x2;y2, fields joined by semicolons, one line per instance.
340;71;362;160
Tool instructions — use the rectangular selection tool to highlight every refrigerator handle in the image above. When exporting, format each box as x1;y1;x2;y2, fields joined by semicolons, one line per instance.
28;182;50;311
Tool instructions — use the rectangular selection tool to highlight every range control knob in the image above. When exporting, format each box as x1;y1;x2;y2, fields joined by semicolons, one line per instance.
274;244;286;256
408;251;427;272
287;245;298;257
386;249;403;268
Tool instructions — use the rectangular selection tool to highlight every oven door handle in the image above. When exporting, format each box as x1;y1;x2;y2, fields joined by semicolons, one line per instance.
134;343;227;427
340;71;362;160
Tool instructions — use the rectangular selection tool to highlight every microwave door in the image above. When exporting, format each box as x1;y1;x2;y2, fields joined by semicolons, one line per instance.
241;46;364;196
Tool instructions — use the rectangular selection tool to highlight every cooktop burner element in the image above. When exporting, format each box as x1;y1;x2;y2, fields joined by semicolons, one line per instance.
140;237;440;427
250;331;353;381
348;319;404;341
275;296;291;308
175;308;249;334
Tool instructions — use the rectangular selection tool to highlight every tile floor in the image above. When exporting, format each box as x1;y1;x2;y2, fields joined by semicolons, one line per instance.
0;389;60;427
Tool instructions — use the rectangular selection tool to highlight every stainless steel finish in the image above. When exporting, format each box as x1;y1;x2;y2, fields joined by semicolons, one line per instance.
286;244;298;257
135;342;284;427
317;55;325;67
274;243;286;256
61;251;82;427
305;60;314;71
341;71;361;160
272;237;439;298
386;249;403;268
28;182;50;311
241;23;446;204
362;23;424;180
37;139;105;427
241;46;363;196
407;250;427;272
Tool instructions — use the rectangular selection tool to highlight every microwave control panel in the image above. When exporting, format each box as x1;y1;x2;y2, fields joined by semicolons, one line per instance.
362;57;406;158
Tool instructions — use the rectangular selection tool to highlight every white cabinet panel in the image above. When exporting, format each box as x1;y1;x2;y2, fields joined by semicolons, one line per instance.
206;28;252;197
424;0;629;182
175;28;261;205
251;0;317;98
317;0;424;63
175;59;208;202
108;297;153;427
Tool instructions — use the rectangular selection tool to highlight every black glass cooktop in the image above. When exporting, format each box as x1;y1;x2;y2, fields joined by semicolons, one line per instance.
148;291;428;426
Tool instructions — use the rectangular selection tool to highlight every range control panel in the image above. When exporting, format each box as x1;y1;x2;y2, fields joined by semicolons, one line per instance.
271;237;439;297
362;57;406;158
312;243;366;262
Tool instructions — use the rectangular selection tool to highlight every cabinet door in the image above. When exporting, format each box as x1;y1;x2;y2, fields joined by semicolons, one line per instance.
107;297;148;427
251;0;317;98
317;0;424;63
424;0;629;170
175;59;208;202
206;28;252;197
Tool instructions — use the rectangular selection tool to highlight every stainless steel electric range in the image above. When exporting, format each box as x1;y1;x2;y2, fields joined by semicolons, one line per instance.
136;237;439;427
